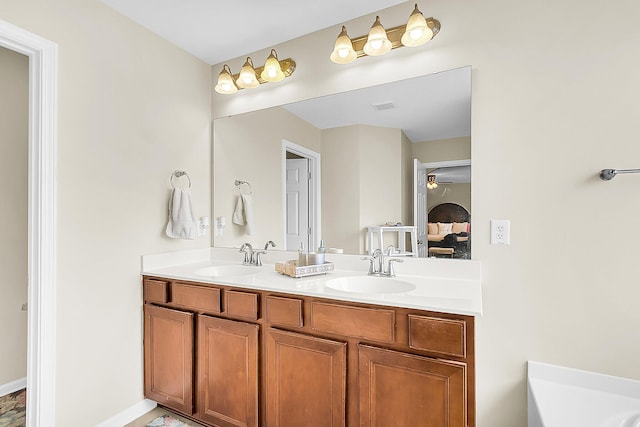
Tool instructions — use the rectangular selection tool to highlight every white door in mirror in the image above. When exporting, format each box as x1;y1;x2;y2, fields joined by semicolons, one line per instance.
491;219;510;245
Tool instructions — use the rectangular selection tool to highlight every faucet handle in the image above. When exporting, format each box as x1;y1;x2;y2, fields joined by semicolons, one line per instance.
387;258;403;277
361;256;376;275
253;250;266;266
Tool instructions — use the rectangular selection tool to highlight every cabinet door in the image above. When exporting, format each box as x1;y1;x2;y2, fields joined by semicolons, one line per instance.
144;304;194;415
358;344;466;427
266;328;346;427
197;315;259;427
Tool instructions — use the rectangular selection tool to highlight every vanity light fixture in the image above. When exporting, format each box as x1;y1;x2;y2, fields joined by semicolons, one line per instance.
214;50;296;95
330;3;440;64
427;174;438;190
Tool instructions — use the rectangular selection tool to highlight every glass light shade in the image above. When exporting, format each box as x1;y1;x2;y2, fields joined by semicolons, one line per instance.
237;57;259;89
214;65;238;95
261;50;285;82
330;26;357;64
363;16;392;56
427;175;438;189
401;4;433;47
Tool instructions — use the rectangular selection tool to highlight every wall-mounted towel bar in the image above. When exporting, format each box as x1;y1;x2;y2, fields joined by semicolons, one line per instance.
600;168;640;181
235;179;252;194
171;170;191;188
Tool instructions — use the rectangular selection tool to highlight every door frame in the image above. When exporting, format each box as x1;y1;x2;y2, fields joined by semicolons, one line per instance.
423;159;471;170
281;140;321;251
0;19;58;425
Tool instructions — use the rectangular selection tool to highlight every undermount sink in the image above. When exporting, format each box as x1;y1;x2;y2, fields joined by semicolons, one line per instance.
194;265;260;277
324;276;416;294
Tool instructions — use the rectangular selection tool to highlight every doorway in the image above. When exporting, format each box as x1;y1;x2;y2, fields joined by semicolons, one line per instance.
413;159;471;258
0;45;28;403
0;20;58;424
281;140;320;252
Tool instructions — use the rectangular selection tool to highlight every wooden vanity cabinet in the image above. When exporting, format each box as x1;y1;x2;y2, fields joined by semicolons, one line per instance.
142;276;475;427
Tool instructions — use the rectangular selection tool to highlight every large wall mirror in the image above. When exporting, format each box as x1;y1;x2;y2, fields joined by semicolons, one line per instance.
213;65;471;259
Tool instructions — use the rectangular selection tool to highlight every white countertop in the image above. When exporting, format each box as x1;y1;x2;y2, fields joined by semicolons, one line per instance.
141;248;483;316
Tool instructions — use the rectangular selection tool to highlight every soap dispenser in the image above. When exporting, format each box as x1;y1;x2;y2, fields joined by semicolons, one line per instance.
298;243;307;266
316;240;326;265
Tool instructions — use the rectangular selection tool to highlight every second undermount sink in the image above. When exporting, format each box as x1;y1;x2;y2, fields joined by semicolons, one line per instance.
324;276;416;294
194;265;260;277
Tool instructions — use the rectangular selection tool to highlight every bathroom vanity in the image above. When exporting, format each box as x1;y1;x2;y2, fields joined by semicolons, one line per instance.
141;249;482;427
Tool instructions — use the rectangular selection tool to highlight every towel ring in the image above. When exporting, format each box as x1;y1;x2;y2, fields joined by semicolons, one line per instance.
235;179;252;194
171;170;191;188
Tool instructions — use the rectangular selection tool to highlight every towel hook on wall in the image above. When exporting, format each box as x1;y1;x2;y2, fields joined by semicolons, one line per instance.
171;170;192;188
600;168;640;181
235;179;252;194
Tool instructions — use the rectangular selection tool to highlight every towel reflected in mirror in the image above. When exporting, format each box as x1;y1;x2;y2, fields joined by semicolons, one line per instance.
232;194;254;235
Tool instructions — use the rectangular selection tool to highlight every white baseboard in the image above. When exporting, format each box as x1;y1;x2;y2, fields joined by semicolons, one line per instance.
95;399;157;427
0;377;27;397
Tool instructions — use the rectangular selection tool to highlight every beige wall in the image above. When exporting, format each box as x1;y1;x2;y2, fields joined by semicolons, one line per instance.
212;1;640;426
0;46;28;386
413;136;471;163
213;106;321;248
400;131;413;228
321;125;405;253
321;126;361;253
1;1;212;424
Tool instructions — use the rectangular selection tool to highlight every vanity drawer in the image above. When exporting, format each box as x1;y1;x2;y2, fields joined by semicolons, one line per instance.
225;290;259;320
144;279;169;304
171;282;221;313
408;315;466;357
265;296;303;328
311;302;395;343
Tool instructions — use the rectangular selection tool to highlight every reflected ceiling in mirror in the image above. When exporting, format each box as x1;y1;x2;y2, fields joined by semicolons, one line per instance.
213;66;472;259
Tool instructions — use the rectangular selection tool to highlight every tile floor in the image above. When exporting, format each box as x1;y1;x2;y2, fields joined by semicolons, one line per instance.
0;389;26;427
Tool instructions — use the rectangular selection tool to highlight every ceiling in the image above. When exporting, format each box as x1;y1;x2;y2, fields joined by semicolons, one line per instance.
101;0;406;65
282;66;471;142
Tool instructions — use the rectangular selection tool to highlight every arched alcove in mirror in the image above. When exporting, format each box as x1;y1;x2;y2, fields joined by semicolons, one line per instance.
213;65;471;259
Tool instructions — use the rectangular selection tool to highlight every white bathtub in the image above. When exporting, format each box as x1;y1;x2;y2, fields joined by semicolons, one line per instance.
528;361;640;427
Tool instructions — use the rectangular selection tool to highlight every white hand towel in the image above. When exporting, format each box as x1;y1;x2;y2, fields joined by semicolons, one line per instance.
165;188;196;239
232;194;254;235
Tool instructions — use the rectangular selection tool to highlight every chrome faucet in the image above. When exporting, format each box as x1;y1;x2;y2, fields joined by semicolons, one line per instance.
240;241;276;266
362;248;403;277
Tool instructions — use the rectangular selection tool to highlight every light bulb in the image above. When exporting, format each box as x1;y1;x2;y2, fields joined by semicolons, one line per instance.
409;28;423;40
